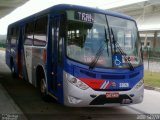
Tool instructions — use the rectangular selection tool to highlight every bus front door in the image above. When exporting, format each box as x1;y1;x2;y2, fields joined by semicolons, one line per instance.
49;15;64;101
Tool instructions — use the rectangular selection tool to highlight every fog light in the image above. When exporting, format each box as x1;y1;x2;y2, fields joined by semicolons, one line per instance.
130;94;134;97
122;99;132;104
68;96;82;104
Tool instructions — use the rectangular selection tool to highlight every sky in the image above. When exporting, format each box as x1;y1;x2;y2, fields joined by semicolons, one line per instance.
0;0;148;35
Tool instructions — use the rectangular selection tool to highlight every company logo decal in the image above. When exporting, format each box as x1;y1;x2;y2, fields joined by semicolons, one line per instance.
111;82;117;87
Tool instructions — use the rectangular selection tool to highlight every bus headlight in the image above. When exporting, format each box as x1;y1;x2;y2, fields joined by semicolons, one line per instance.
135;79;144;89
64;72;89;90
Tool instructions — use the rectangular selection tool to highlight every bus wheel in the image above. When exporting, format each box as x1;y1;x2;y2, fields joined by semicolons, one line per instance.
40;78;50;102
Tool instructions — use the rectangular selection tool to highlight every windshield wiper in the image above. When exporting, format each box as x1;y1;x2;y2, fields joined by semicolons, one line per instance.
111;28;134;71
89;27;109;70
89;43;105;70
105;27;110;57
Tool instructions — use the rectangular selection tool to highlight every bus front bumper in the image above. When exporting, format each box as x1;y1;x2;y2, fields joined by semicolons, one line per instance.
63;75;144;107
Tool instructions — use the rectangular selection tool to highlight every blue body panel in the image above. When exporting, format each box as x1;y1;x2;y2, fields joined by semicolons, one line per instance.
64;58;143;91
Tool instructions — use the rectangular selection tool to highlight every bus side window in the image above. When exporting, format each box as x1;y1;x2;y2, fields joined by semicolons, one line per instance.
58;38;62;64
7;28;11;44
52;16;64;64
24;22;34;45
34;17;48;46
16;27;19;42
58;17;65;64
11;27;17;45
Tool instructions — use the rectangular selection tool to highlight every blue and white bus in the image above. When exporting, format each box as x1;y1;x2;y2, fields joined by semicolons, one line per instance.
6;4;144;107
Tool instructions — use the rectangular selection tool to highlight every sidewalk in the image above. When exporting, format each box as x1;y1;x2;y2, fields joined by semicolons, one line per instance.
0;84;27;120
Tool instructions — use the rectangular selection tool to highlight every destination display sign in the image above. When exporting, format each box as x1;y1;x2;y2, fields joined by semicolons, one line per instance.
75;11;94;23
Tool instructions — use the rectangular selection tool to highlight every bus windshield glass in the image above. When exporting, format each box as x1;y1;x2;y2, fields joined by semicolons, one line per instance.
66;10;142;68
107;15;142;68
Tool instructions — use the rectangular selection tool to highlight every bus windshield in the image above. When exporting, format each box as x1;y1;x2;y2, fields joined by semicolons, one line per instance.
66;10;142;68
107;16;142;68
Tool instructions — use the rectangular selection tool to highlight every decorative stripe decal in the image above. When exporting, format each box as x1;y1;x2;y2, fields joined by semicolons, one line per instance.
79;78;112;90
103;81;110;89
79;78;104;90
105;81;113;89
100;81;107;89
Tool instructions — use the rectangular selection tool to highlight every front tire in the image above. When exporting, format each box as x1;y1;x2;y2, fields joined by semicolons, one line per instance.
40;77;50;102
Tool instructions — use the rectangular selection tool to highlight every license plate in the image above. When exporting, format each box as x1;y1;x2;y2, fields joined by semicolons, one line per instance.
106;93;119;98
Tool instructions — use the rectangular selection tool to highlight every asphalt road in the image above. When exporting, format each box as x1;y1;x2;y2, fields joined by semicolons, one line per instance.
0;50;160;120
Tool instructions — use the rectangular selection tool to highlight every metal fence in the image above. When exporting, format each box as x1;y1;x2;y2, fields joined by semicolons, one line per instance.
143;48;160;72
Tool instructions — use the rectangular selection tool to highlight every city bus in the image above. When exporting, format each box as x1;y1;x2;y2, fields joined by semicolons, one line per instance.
5;4;144;107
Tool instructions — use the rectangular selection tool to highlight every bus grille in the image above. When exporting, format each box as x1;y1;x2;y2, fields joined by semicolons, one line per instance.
79;70;139;80
80;70;96;78
101;74;125;79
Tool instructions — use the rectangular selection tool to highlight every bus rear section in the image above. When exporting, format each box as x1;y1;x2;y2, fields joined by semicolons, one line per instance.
5;4;144;107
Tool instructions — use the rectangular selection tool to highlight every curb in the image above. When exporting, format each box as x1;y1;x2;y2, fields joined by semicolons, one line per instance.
0;84;28;120
0;50;5;52
145;85;160;92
